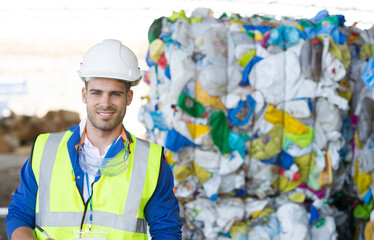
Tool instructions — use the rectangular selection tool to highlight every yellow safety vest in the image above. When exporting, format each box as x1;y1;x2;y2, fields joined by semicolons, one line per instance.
31;131;162;240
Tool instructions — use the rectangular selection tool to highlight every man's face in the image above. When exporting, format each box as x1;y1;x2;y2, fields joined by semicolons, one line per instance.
82;77;133;132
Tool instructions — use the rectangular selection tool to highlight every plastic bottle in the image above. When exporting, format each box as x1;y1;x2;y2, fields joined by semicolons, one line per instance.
202;173;221;201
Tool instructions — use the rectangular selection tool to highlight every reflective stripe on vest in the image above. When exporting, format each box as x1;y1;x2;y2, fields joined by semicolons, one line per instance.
35;131;156;234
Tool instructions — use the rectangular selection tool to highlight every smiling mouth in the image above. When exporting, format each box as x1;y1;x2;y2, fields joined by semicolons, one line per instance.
98;112;114;118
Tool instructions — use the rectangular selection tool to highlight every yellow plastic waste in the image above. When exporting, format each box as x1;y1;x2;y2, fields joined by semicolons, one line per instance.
249;124;284;160
360;44;374;61
230;222;247;239
237;48;256;67
195;79;227;110
254;32;264;41
274;153;315;193
168;10;189;23
190;17;202;23
165;150;175;166
319;151;333;188
193;161;211;184
149;39;166;62
364;221;374;240
264;105;308;135
288;193;306;203
355;130;363;149
173;165;193;182
353;160;372;196
337;78;353;102
318;34;351;70
294;24;305;32
187;123;210;139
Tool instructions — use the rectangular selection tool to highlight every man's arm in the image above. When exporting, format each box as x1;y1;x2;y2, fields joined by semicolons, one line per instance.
5;159;38;240
145;153;183;240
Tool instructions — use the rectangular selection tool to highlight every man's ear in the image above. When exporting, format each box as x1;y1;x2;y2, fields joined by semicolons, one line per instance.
126;90;133;106
82;87;87;104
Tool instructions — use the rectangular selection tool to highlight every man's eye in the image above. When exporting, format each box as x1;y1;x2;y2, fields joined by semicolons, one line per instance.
92;92;101;95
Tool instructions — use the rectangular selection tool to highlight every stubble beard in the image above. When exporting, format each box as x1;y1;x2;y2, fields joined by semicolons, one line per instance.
87;106;126;132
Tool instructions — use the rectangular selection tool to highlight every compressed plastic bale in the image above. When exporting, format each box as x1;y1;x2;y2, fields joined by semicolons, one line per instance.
141;9;369;239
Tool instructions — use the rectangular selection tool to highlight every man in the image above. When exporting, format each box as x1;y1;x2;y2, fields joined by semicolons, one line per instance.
5;39;183;239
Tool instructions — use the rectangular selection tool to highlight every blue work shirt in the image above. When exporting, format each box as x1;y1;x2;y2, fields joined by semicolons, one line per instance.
5;125;182;240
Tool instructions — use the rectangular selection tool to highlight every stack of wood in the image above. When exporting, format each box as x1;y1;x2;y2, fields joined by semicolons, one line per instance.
0;110;80;152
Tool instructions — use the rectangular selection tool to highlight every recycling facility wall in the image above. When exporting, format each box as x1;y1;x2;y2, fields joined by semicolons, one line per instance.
139;8;374;240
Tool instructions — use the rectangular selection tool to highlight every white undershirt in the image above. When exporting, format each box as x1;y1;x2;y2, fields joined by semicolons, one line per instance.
79;118;120;202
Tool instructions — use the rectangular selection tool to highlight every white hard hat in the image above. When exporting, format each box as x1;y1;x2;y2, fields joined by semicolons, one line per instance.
78;39;142;86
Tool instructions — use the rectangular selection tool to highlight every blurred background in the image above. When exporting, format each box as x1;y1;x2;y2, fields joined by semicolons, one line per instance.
1;0;374;137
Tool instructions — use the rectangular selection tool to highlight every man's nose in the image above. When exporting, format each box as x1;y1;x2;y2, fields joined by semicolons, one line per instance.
100;94;111;106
